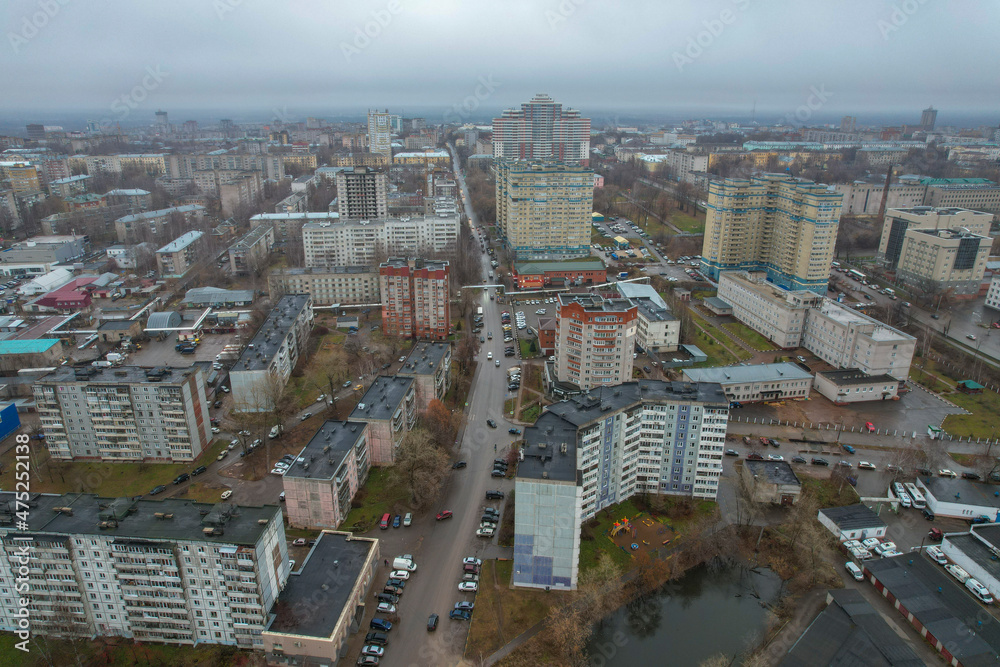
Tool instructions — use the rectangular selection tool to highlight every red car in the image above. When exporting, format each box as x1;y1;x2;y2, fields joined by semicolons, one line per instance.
747;452;764;461
436;510;453;521
864;422;875;433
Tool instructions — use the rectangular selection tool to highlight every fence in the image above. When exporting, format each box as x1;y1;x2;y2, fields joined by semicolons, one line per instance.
726;413;1000;446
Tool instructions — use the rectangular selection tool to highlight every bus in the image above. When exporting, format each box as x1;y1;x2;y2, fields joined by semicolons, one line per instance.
847;269;866;282
903;482;926;509
831;261;841;269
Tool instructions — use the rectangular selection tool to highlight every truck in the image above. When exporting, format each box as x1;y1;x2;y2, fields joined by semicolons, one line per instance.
477;307;483;317
618;272;628;279
106;352;124;364
945;563;970;584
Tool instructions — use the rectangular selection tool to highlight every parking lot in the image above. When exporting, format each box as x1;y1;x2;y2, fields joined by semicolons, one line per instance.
130;332;236;368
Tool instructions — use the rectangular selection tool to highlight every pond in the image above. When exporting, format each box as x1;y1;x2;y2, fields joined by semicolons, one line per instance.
587;561;784;666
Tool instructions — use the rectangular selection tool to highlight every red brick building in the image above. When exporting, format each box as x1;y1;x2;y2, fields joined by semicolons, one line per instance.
537;317;556;356
379;258;450;340
512;259;607;289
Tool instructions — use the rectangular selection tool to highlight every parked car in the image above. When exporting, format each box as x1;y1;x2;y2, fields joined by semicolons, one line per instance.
724;449;739;457
463;557;483;566
149;485;166;495
459;582;478;592
811;457;830;466
938;469;957;478
791;456;808;464
857;461;876;470
172;473;190;485
449;609;472;621
365;631;389;645
452;460;467;469
436;510;454;521
922;508;936;521
476;527;495;538
221;489;233;500
403;512;412;527
961;472;981;480
485;490;504;500
392;514;401;528
370;618;392;632
191;466;207;476
389;570;410;580
361;645;385;658
427;613;439;631
746;452;764;461
508;427;521;435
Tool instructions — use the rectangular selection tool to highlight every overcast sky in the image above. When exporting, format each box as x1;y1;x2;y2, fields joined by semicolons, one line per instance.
2;0;998;126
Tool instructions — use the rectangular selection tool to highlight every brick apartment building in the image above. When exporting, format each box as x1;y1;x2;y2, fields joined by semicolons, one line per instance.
379;258;450;340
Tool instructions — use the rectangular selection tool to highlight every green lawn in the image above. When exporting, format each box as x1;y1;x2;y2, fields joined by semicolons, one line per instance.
688;331;740;367
518;337;538;359
688;315;751;363
520;403;542;422
670;210;704;233
722;322;778;351
949;452;978;466
0;438;229;498
340;467;410;532
579;499;644;572
800;477;857;507
943;390;1000;439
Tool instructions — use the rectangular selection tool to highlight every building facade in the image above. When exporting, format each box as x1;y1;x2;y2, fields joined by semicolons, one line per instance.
366;110;392;156
0;492;288;648
302;214;459;268
496;161;594;261
378;258;450;340
230;295;313;412
335;166;388;219
156;231;205;278
895;227;991;297
813;369;900;404
513;381;729;590
877;206;992;269
492;94;590;165
268;266;379;305
683;363;813;404
701;174;844;291
114;205;206;243
34;365;212;462
282;421;371;529
555;293;638;391
227;224;275;275
512;259;607;289
397;342;452;410
349;376;416;465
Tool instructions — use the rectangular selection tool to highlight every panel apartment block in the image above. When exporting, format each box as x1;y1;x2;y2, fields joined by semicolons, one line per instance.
513;380;729;590
349;376;416;465
0;493;288;648
302;214;459;268
34;365;211;462
701;174;843;291
230;295;313;412
268;266;379;305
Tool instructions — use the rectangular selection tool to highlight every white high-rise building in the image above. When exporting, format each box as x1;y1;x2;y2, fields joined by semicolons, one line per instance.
513;381;729;590
367;109;392;156
302;214;460;268
492;94;590;165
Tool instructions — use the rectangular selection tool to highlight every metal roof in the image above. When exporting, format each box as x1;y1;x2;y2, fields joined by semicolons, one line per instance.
683;362;812;385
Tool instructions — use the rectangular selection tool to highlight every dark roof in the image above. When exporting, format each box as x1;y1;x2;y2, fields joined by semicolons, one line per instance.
234;294;311;371
745;460;801;486
518;411;580;483
543;380;728;429
265;532;375;638
819;504;887;531
0;492;280;546
973;524;1000;550
817;368;899;386
946;532;1000;583
919;477;1000;511
866;554;1000;666
283;421;367;481
98;320;138;331
398;342;451;377
781;589;923;666
37;364;198;385
350;376;413;422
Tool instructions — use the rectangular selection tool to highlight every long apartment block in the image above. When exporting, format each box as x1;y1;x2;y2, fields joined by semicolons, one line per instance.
514;380;729;590
34;365;211;462
0;492;289;647
302;213;459;268
717;271;915;380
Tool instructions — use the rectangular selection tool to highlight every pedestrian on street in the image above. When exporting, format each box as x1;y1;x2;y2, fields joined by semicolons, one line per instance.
384;559;388;567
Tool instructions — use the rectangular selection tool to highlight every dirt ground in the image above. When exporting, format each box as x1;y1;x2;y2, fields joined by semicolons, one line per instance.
608;513;676;559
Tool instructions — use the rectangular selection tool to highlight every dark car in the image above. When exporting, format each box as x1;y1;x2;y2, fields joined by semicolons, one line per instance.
493;459;508;467
427;613;439;631
149;485;166;495
811;457;830;466
392;514;401;529
370;618;392;632
486;490;505;500
922;508;935;521
491;469;505;477
508;428;521;435
961;472;981;480
449;609;472;621
172;473;190;485
213;400;223;409
191;466;207;476
452;460;467;469
791;456;808;464
747;452;764;461
486;419;497;428
931;313;940;319
382;585;402;596
724;449;739;457
375;593;398;604
386;578;406;589
915;467;933;477
365;631;389;646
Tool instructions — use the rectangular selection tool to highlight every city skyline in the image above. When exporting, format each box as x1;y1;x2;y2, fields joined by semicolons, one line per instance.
1;0;998;120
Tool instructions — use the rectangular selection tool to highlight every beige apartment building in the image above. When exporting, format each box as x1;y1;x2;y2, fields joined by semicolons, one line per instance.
717;272;915;380
268;266;379;305
156;230;205;278
895;227;991;297
367;109;392;156
496;161;594;261
833;180;926;216
282;420;370;529
924;181;1000;214
701;174;843;291
555;293;638;391
878;206;992;269
227;223;274;275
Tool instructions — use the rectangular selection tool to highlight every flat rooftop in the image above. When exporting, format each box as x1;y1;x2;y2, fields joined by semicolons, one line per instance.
514;259;606;274
819;504;886;531
283;421;367;481
815;301;913;342
234;294;311;372
399;341;451;377
865;554;1000;665
229;223;273;250
817;369;899;386
157;231;204;254
0;492;280;546
37;364;199;385
265;532;376;638
557;292;635;313
683;362;811;386
920;477;1000;511
946;532;1000;584
744;460;801;486
271;266;373;277
972;523;1000;550
519;410;580;483
350;376;414;422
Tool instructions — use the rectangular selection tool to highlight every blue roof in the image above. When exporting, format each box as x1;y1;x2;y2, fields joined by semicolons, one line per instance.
0;339;60;355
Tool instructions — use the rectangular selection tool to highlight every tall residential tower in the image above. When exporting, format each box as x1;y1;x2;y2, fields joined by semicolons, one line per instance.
492;93;591;165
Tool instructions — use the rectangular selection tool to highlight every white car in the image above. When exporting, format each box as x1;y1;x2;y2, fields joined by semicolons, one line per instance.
389;570;410;580
221;490;233;500
210;427;220;434
926;546;947;565
861;538;881;550
476;527;495;538
274;461;290;469
842;540;862;550
376;602;396;614
938;469;957;478
399;356;406;363
487;352;493;360
766;454;784;461
270;468;286;475
463;557;482;566
459;582;478;592
857;461;876;470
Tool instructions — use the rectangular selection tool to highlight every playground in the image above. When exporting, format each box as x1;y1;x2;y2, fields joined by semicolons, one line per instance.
606;512;677;559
